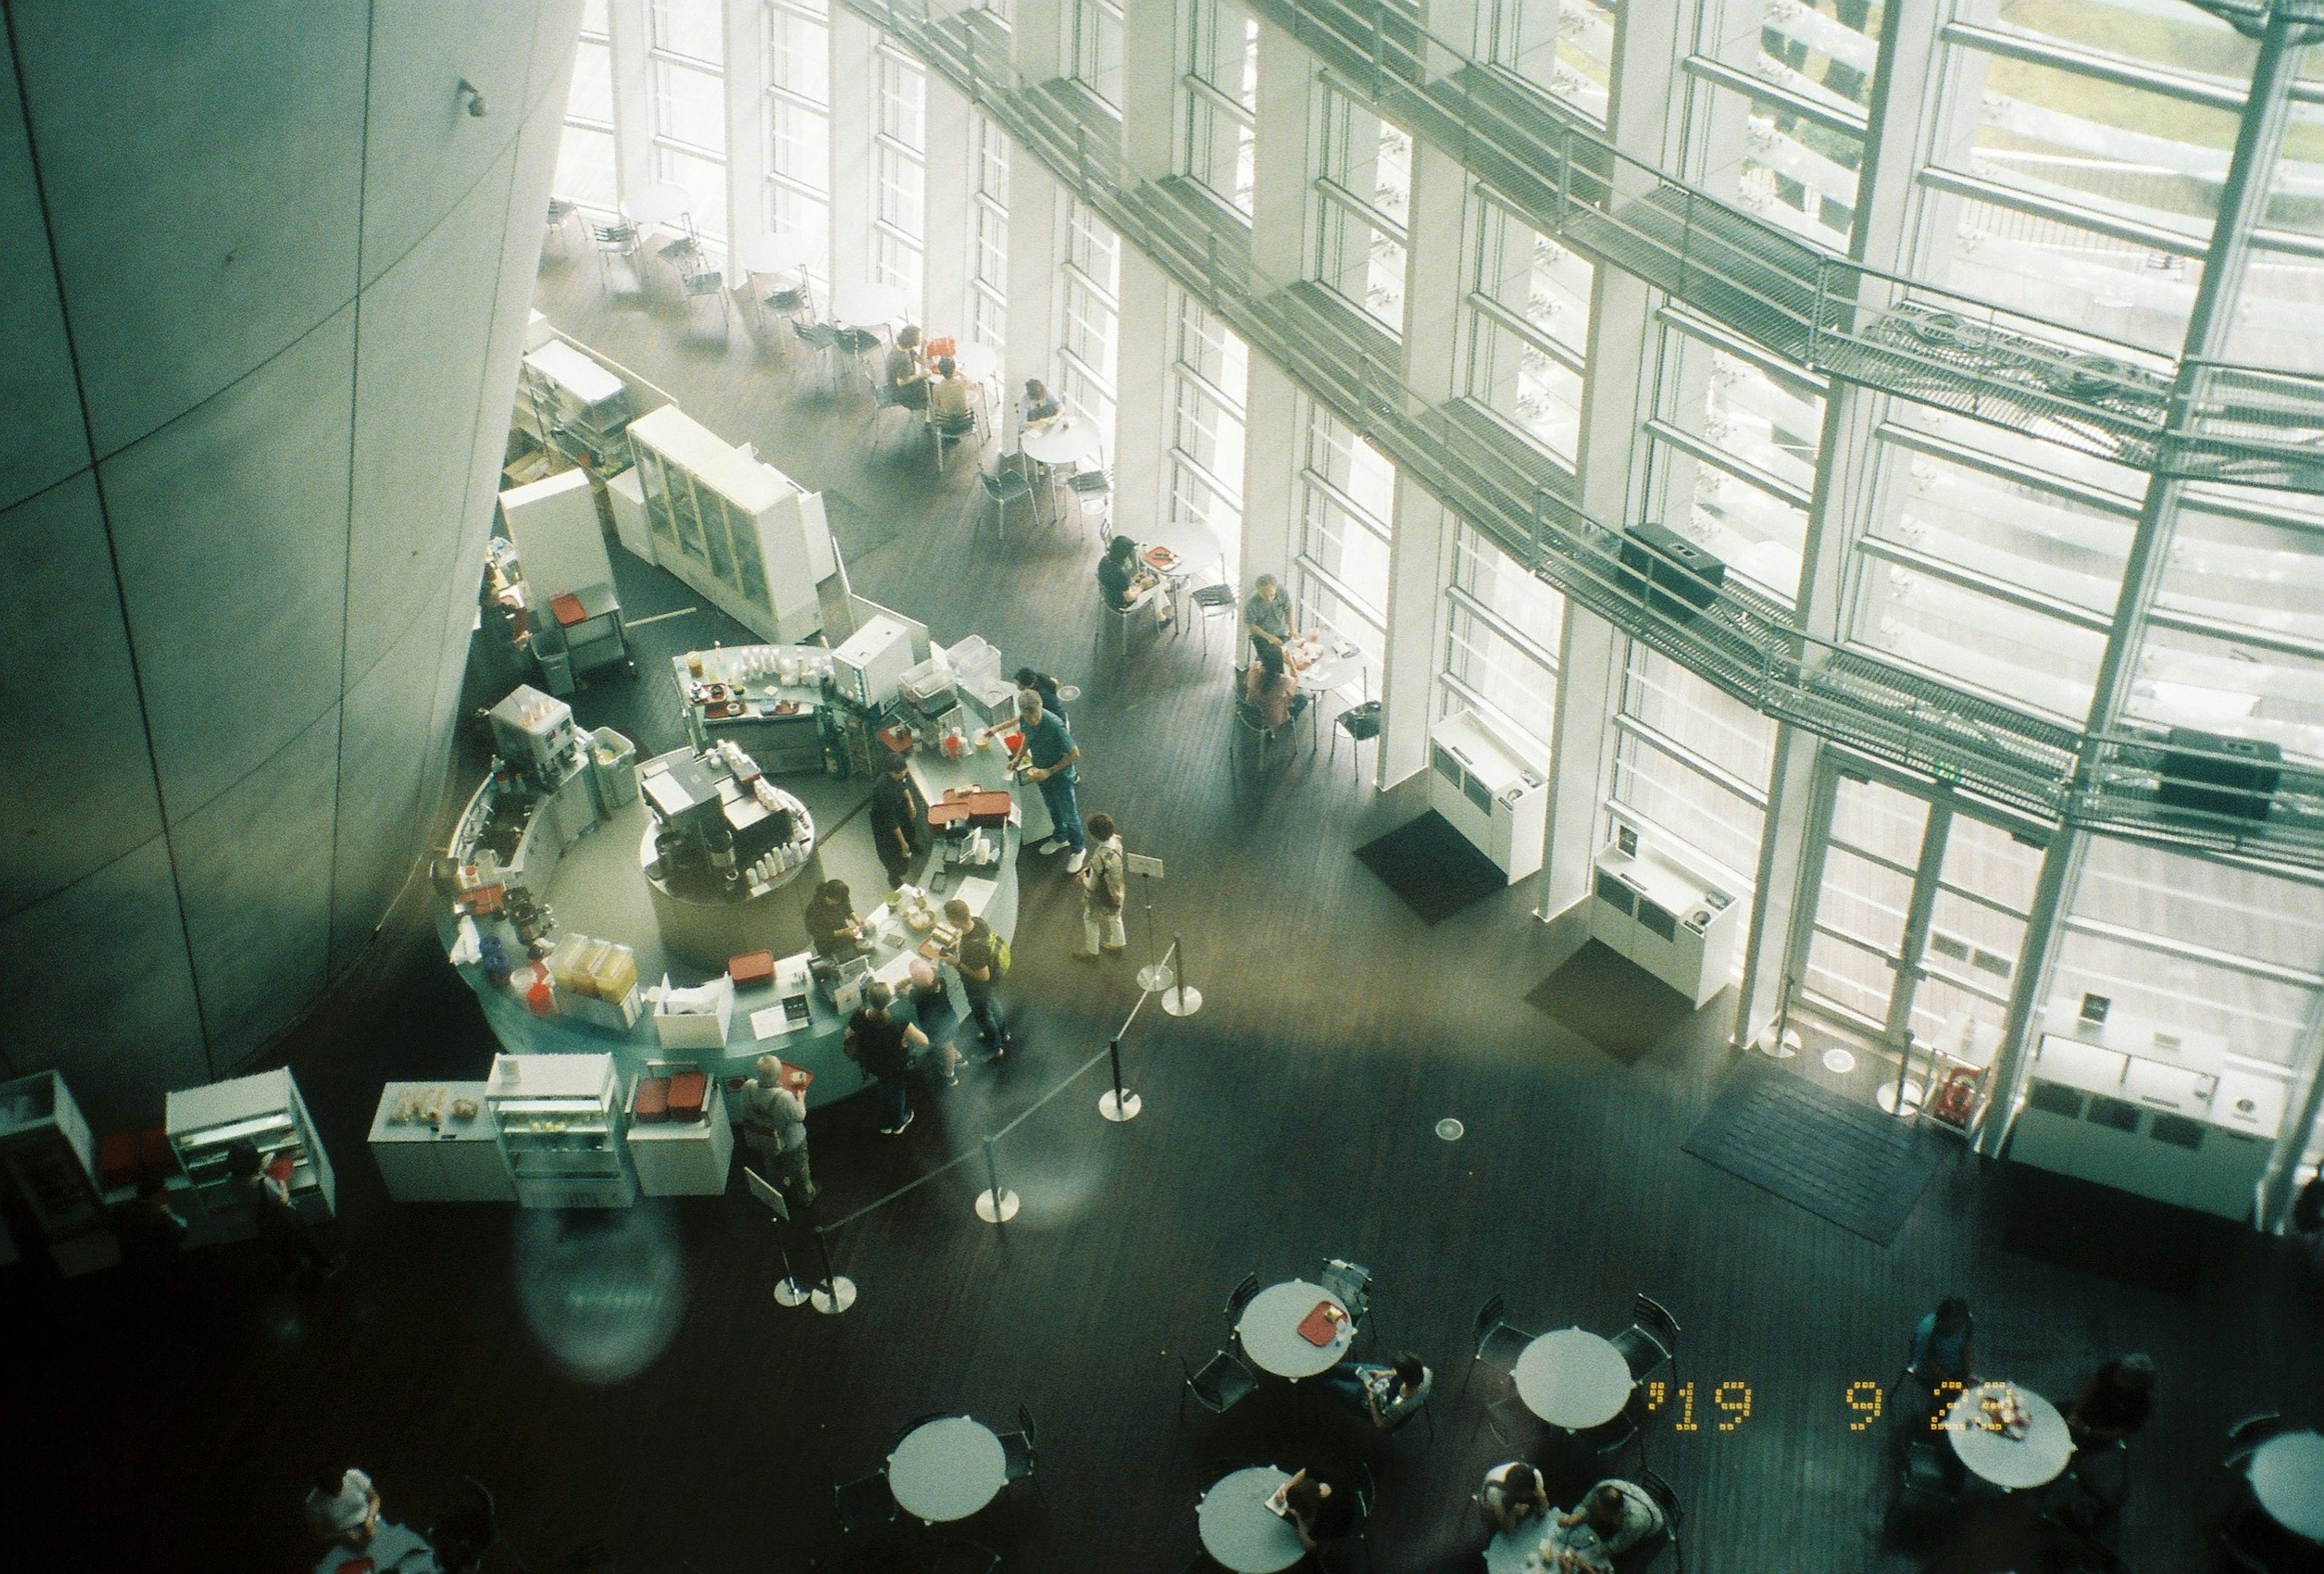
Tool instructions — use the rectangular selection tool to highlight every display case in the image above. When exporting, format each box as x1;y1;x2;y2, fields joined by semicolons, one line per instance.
165;1068;336;1238
487;1054;636;1208
0;1071;115;1274
627;405;835;645
624;1063;734;1196
520;339;632;470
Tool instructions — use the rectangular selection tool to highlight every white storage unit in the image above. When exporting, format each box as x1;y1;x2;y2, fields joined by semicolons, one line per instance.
2006;1001;2286;1221
166;1069;337;1239
520;338;632;468
487;1054;637;1209
1588;839;1744;1008
625;1072;735;1196
0;1071;114;1274
367;1083;517;1203
500;470;612;605
628;405;835;645
605;467;653;561
1427;710;1548;882
832;614;916;712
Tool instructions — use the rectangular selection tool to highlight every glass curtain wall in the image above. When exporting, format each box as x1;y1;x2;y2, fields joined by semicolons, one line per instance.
1168;292;1250;585
873;44;927;307
1311;84;1411;336
558;0;620;213
1441;523;1566;764
1475;0;1618;124
970;111;1011;354
1072;0;1126;112
648;0;730;249
1295;401;1397;683
1183;0;1258;216
1060;198;1121;449
765;0;833;297
1462;186;1594;467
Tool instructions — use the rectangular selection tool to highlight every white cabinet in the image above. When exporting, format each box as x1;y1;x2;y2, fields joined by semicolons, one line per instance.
488;1054;637;1208
166;1069;336;1240
1426;710;1547;881
0;1072;113;1274
368;1083;517;1203
625;1073;734;1197
1587;841;1742;1008
628;405;835;645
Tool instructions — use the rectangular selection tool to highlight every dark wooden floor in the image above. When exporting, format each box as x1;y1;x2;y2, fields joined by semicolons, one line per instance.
10;245;2321;1574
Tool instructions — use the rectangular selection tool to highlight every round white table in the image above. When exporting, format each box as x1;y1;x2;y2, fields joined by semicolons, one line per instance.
1945;1383;2073;1491
2250;1430;2324;1542
887;1415;1008;1523
738;233;810;277
1198;1466;1306;1574
622;182;694;229
1514;1328;1633;1429
831;281;910;329
953;341;1001;386
1236;1279;1353;1379
1143;514;1221;568
1020;416;1103;468
1484;1522;1594;1574
1296;652;1364;695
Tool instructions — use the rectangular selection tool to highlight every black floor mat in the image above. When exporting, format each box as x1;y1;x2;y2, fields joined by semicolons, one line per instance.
2000;1164;2216;1299
1352;812;1507;925
1525;940;1697;1066
1683;1060;1946;1245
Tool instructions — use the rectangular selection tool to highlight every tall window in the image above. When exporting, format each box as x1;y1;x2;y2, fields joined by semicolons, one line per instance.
1480;0;1617;124
1167;292;1249;585
1441;523;1566;763
1311;85;1410;335
1463;189;1592;465
873;45;927;306
764;0;832;295
1183;0;1257;216
1295;402;1397;681
648;0;729;246
1610;644;1777;929
556;0;619;212
1684;0;1882;250
1071;0;1126;111
1058;199;1121;448
970;112;1011;354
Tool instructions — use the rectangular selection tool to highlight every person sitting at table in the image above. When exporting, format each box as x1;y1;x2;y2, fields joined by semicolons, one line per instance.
306;1466;381;1550
928;355;972;422
1245;572;1299;661
1013;667;1066;726
803;878;865;957
1098;534;1172;626
1274;1470;1353;1552
1019;377;1060;428
2064;1352;2155;1453
1555;1478;1664;1566
884;325;930;409
1480;1460;1549;1534
1319;1351;1432;1432
1908;1296;1975;1389
1241;639;1308;732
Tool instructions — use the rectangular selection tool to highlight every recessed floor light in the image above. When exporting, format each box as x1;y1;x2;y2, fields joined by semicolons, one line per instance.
1435;1117;1464;1142
1822;1048;1857;1075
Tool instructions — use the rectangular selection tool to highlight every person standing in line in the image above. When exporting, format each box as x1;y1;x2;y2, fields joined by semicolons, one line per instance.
1077;812;1128;958
944;896;1015;1058
1011;690;1087;873
228;1138;343;1279
868;753;928;890
738;1055;814;1203
844;982;928;1136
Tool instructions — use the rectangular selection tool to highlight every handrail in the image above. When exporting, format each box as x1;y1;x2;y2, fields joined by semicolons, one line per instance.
845;0;2324;870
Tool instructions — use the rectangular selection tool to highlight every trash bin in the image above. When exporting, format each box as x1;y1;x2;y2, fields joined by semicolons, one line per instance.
591;727;638;810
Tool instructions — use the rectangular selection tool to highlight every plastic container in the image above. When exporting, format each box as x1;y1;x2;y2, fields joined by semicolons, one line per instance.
590;943;637;1003
546;934;595;998
591;728;638;808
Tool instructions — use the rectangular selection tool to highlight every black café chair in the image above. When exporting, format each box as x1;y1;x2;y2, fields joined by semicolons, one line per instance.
1462;1294;1534;1400
834;1467;902;1536
978;464;1034;545
1319;1258;1374;1322
1224;1271;1262;1322
428;1475;516;1574
997;1402;1045;1507
1638;1468;1686;1574
925;1541;1002;1574
1181;1347;1261;1422
1610;1293;1679;1383
1577;1386;1653;1463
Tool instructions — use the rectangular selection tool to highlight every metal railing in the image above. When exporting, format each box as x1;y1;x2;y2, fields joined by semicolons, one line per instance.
844;0;2324;868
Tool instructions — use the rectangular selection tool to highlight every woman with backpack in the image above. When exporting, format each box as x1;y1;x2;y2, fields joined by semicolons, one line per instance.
1078;812;1128;958
942;897;1014;1059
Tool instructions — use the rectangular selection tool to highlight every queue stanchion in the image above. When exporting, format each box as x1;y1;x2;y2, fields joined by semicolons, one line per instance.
1098;1034;1142;1122
744;1167;813;1307
1161;930;1203;1017
974;1133;1020;1223
809;1224;856;1314
1128;852;1174;994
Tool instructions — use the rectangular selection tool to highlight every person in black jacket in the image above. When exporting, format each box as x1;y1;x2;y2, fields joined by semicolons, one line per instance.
844;983;928;1136
226;1138;342;1279
868;755;928;888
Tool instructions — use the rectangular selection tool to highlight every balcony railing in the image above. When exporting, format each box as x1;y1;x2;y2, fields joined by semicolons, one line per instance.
845;0;2324;869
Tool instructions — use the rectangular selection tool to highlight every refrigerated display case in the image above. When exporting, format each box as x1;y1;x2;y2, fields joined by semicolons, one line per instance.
165;1068;336;1240
0;1071;114;1274
486;1054;637;1208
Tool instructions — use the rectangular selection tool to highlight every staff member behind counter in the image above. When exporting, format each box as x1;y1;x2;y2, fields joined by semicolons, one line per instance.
869;755;929;890
804;879;866;957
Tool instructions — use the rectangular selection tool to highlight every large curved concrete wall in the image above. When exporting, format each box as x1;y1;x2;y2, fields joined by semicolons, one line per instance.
0;1;581;1126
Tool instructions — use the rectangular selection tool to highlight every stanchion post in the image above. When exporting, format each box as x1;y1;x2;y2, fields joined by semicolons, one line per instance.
1161;930;1203;1017
974;1133;1020;1222
808;1224;856;1314
773;1224;810;1308
1099;1034;1143;1122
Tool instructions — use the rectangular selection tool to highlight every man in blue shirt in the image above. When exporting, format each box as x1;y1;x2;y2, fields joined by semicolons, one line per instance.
1013;691;1087;872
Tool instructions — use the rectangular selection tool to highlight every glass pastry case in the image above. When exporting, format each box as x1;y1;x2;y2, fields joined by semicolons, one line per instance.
486;1054;637;1208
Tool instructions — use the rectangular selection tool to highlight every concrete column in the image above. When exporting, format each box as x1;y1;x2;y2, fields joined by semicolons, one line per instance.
605;0;652;202
1014;0;1069;80
829;9;879;290
723;0;769;266
1376;475;1450;789
1121;0;1180;182
1538;609;1623;922
1247;18;1313;286
1002;161;1065;448
1238;356;1301;598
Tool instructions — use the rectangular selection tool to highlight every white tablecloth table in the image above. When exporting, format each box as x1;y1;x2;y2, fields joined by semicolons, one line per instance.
738;233;810;277
1019;416;1103;468
1945;1383;2073;1490
1514;1328;1633;1429
1235;1278;1353;1379
2250;1430;2324;1542
1198;1466;1307;1574
887;1415;1008;1523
